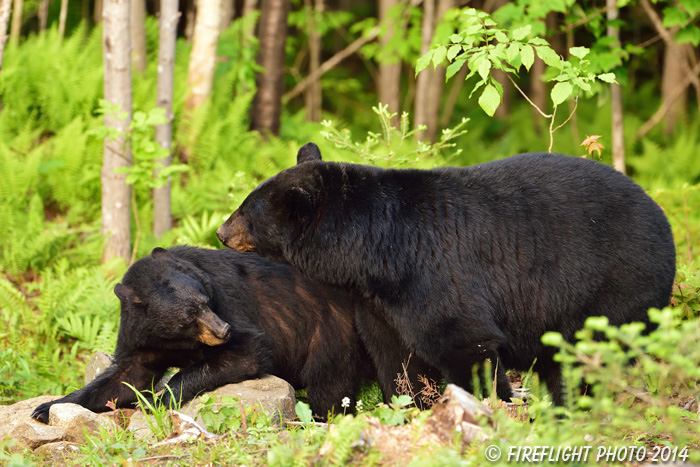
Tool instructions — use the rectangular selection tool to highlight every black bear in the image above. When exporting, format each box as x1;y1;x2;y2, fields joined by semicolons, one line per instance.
32;246;378;423
217;143;676;404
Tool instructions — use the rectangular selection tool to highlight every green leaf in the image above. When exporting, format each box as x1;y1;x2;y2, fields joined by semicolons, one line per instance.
447;44;462;61
569;46;590;59
675;25;700;46
535;46;561;68
528;37;549;46
495;31;508;43
432;45;447;68
597;73;617;83
478;57;492;81
541;332;564;346
295;401;313;424
551;81;573;106
521;44;535;71
505;42;520;64
512;25;531;41
450;33;463;43
445;57;467;81
415;51;434;76
478;83;501;116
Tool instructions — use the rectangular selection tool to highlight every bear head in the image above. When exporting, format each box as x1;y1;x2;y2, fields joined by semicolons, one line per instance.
114;247;231;350
216;142;326;261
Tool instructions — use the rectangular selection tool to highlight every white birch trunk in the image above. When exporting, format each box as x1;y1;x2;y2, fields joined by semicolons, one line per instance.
153;0;179;237
131;0;147;72
607;0;625;173
0;0;12;73
9;0;21;45
185;0;222;111
58;0;68;36
101;0;132;263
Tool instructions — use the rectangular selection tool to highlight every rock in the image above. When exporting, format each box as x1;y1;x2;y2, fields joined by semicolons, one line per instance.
0;395;63;450
180;375;297;426
84;352;114;385
9;422;65;450
33;440;81;455
48;403;117;443
126;411;158;441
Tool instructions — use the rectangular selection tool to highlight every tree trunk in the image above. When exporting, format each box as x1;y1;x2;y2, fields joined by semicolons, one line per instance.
94;0;102;24
58;0;67;36
304;0;323;122
250;0;290;137
82;0;89;26
220;0;234;33
130;0;147;73
185;0;222;111
184;0;195;41
607;0;625;173
242;0;257;17
414;0;452;141
101;0;132;263
153;0;179;238
377;0;400;126
0;0;11;74
9;0;21;46
662;40;687;136
530;55;546;134
38;0;48;31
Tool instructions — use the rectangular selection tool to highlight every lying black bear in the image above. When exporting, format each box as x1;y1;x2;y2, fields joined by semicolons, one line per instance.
217;144;676;404
32;246;378;423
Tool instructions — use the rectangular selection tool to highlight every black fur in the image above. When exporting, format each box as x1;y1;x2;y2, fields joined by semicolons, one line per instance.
32;246;376;423
217;145;677;404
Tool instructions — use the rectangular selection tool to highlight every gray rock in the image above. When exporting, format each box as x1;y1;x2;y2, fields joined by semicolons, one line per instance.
0;395;63;449
48;403;117;443
180;375;297;426
9;422;66;450
84;352;114;385
33;440;80;455
126;410;158;441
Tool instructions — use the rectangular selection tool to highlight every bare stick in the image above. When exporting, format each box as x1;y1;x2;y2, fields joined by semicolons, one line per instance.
507;75;552;118
283;26;380;102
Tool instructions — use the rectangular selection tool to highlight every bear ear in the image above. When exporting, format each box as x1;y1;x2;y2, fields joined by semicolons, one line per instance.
283;186;315;219
296;142;322;165
114;283;141;304
151;247;172;259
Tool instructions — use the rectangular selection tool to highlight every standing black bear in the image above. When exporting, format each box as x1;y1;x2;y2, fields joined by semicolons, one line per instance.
32;246;377;423
217;143;676;404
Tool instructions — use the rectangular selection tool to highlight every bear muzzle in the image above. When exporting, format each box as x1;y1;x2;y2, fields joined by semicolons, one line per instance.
217;213;256;252
196;308;232;346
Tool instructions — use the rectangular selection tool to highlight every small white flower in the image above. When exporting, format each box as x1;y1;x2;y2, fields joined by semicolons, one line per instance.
356;400;363;411
341;397;350;408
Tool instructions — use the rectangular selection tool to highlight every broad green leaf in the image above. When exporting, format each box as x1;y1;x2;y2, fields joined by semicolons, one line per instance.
505;42;520;64
528;37;549;46
551;81;573;106
415;51;434;75
447;44;462;61
450;33;463;43
495;31;508;43
478;58;492;81
445;57;467;81
432;45;447;68
675;25;700;46
569;46;590;59
597;73;617;83
512;25;531;41
521;44;535;71
536;46;561;68
469;79;486;98
680;0;700;14
478;83;501;116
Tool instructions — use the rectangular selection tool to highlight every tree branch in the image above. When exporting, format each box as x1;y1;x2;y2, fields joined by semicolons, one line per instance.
282;26;380;103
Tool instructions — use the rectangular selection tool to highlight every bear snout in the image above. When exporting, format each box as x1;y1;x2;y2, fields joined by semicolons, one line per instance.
217;213;256;252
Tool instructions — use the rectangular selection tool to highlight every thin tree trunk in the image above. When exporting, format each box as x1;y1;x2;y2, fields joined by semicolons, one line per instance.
153;0;179;238
607;0;625;173
662;41;687;136
58;0;68;36
0;0;11;74
378;0;400;126
220;0;233;33
414;0;452;141
131;0;147;72
530;55;546;135
566;29;579;144
9;0;22;46
250;0;290;137
94;0;102;24
101;0;132;263
82;0;89;25
185;0;222;111
38;0;48;30
304;0;323;122
242;0;257;16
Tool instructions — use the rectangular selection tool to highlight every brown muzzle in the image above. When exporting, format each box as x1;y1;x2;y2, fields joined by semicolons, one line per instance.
217;211;256;252
196;307;231;346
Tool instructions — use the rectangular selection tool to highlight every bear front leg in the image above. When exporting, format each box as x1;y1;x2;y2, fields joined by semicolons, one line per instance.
32;360;166;424
155;348;267;409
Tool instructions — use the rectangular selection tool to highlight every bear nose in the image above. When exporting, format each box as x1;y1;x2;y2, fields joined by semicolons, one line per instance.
217;323;231;341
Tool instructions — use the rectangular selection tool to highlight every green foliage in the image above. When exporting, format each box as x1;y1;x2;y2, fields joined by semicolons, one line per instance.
197;394;272;434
